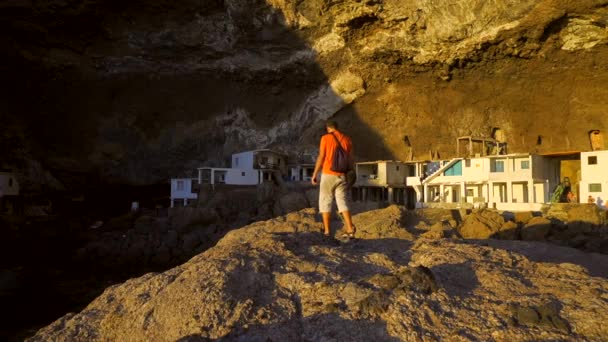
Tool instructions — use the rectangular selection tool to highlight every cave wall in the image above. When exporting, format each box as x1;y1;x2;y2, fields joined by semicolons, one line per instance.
1;0;607;188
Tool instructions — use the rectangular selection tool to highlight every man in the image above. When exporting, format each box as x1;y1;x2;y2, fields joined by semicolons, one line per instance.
311;120;356;239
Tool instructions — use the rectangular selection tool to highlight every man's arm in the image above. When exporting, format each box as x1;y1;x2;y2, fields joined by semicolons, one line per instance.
311;146;325;185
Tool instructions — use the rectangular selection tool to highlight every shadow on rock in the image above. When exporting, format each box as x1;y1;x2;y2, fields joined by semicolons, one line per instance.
429;261;480;298
273;232;414;282
216;313;400;341
459;239;608;279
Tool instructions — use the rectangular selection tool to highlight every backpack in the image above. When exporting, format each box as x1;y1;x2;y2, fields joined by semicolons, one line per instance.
329;133;350;173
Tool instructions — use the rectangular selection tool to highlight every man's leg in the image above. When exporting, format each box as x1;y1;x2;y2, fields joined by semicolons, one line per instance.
339;210;355;234
321;212;331;235
335;178;355;236
318;174;334;235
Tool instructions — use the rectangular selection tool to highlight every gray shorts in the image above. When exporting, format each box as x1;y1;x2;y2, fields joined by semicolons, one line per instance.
319;173;350;213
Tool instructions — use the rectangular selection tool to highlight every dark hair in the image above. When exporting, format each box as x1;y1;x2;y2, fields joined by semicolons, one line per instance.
325;120;338;129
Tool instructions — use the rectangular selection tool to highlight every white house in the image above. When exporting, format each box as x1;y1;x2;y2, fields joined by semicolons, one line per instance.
0;171;20;214
353;161;409;204
170;178;198;208
231;149;287;175
197;149;287;187
171;149;288;207
288;164;315;182
356;161;407;187
0;171;19;198
422;154;557;211
579;150;608;207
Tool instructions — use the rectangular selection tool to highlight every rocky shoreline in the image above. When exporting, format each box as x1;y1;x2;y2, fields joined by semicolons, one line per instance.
27;205;608;341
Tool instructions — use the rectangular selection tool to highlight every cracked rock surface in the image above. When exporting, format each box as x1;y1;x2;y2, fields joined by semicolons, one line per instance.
29;208;608;341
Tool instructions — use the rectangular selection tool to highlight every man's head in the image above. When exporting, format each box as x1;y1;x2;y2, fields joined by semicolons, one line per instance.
325;120;338;133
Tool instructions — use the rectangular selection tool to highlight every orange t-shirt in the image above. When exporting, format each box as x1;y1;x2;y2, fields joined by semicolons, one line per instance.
320;130;352;176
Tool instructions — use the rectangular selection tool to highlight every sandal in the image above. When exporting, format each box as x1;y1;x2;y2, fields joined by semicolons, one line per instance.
341;225;356;240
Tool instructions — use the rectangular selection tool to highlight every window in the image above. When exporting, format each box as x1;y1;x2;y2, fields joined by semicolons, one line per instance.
396;165;400;171
521;160;530;169
177;180;184;191
241;172;246;177
444;160;462;176
466;189;474;196
588;156;598;165
8;178;13;187
465;159;471;167
235;157;239;167
491;160;505;172
589;183;602;192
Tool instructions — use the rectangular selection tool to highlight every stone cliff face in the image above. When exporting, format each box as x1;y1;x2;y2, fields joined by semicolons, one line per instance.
1;0;608;187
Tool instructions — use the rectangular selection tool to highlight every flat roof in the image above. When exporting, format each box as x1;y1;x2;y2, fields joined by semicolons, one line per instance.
234;149;287;155
485;153;530;158
536;151;582;157
456;136;496;141
356;160;403;165
581;149;608;154
197;167;231;170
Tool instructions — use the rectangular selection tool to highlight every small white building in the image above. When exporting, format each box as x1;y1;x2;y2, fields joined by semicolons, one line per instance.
231;149;287;175
356;161;407;187
171;149;288;207
170;178;198;208
0;171;20;214
288;164;315;182
0;171;19;198
354;161;409;204
579;150;608;207
197;149;287;187
422;154;556;211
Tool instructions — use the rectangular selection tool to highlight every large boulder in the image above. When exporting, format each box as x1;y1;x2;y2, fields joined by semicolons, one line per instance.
566;204;604;235
457;209;505;239
169;207;219;233
494;220;520;240
273;191;310;216
521;216;552;241
134;215;162;234
513;211;534;224
351;205;414;240
181;231;203;252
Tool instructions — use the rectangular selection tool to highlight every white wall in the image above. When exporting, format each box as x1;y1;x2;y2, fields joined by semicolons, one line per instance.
356;163;385;186
231;151;255;169
256;151;286;171
289;167;299;181
534;182;546;203
496;202;544;211
170;178;198;200
492;183;506;203
225;169;260;185
580;150;608;207
386;162;407;185
511;182;528;203
488;156;532;181
0;173;19;197
463;158;487;180
465;185;483;203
